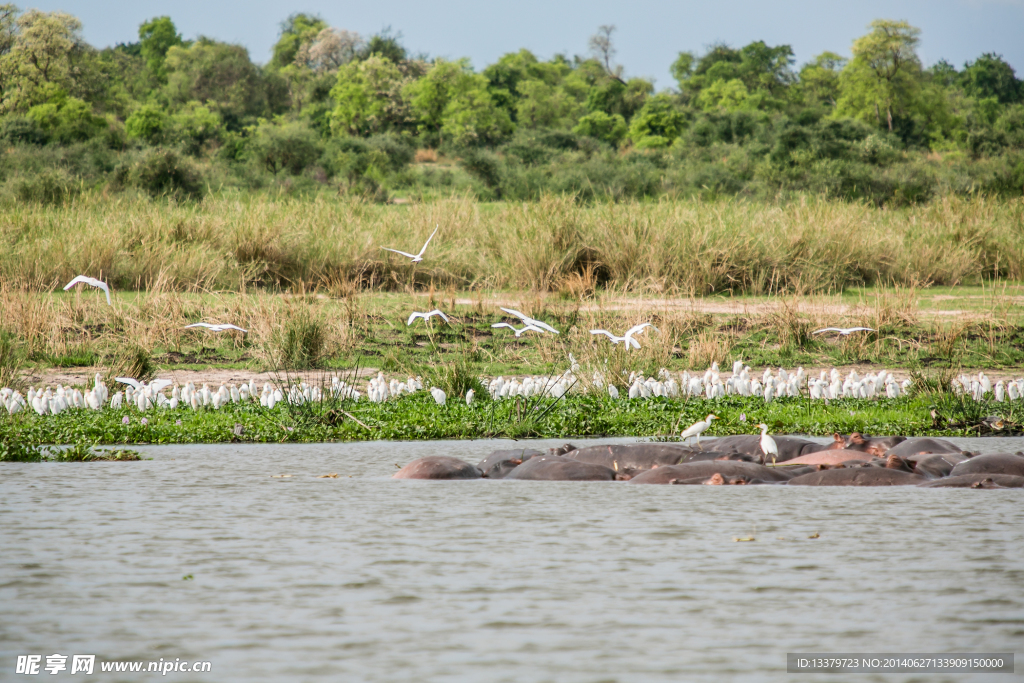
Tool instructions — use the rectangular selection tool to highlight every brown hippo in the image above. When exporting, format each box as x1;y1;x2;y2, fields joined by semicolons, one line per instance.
504;455;619;481
706;435;831;462
629;460;792;484
950;453;1024;478
564;443;700;476
476;448;543;479
393;456;483;480
782;450;877;467
884;438;964;458
787;468;926;486
547;443;579;456
910;453;970;479
839;433;907;456
919;474;1024;489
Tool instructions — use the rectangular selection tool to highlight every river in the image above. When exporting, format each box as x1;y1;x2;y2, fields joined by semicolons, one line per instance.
2;437;1021;682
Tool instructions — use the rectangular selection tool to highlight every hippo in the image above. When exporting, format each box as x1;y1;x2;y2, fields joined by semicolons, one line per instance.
564;443;699;476
884;438;964;458
547;443;579;456
393;456;482;480
910;453;970;479
706;435;831;462
950;453;1024;478
919;474;1024;489
840;433;907;457
787;468;926;486
781;450;877;467
629;461;792;485
476;448;543;479
504;455;619;481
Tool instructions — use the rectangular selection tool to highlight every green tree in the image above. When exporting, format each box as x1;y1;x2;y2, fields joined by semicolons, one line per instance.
836;19;923;131
164;38;265;127
125;102;168;143
572;110;626;145
0;9;87;111
798;52;847;107
961;53;1021;104
627;93;686;148
270;13;326;69
329;55;411;135
138;16;183;82
248;119;322;174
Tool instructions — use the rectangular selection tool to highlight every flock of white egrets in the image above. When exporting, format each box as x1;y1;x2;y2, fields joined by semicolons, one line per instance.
2;360;1018;419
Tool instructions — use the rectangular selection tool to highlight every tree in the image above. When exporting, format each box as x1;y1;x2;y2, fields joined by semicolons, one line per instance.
359;28;406;63
799;51;847;107
573;110;626;145
627;93;686;148
138;16;182;82
0;9;88;111
164;38;265;128
294;27;363;74
588;25;623;81
270;13;326;69
329;55;411;135
961;53;1021;104
836;19;922;131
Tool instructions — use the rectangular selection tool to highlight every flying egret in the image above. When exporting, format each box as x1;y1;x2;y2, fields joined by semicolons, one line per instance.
63;275;111;306
499;307;559;334
381;224;439;263
756;423;779;465
680;414;718;449
491;322;545;337
590;330;640;349
407;309;450;326
812;327;875;336
184;323;248;333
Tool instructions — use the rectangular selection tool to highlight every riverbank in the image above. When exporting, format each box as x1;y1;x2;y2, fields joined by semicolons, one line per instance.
3;391;1016;461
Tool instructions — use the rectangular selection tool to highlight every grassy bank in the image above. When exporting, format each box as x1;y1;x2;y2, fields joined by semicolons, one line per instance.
3;281;1024;387
0;392;1007;460
3;194;1023;296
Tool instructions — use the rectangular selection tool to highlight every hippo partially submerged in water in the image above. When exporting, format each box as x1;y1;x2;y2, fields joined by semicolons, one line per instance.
504;455;620;481
393;456;482;480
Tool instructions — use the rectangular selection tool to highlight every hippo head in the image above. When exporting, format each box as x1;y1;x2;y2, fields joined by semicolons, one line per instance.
842;433;907;457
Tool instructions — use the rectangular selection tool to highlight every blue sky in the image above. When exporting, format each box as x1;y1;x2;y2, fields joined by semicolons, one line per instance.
33;0;1024;87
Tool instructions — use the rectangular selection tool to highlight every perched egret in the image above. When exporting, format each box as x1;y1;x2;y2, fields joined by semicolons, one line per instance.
498;308;559;334
381;224;439;263
812;327;875;336
756;423;779;465
407;309;451;326
184;323;248;333
680;414;718;449
63;275;112;306
491;322;545;337
465;389;475;405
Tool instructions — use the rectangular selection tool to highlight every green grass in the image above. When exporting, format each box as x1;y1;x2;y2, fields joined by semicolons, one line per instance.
3;391;1018;457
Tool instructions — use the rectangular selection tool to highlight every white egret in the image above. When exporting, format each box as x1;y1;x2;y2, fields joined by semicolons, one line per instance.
407;309;450;326
680;414;718;449
184;323;248;333
590;330;640;349
498;307;559;334
381;224;439;263
465;389;475;405
757;423;779;465
812;327;875;336
63;275;112;306
491;322;545;337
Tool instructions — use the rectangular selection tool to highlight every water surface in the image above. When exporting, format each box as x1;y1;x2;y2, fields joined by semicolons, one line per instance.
2;437;1022;682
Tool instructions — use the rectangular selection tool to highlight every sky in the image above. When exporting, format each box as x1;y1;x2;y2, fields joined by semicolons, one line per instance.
29;0;1024;88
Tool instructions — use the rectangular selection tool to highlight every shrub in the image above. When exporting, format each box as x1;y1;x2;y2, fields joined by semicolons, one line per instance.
0;117;48;145
272;309;327;369
125;105;170;144
248;120;323;175
106;345;156;383
130;148;205;199
10;168;80;204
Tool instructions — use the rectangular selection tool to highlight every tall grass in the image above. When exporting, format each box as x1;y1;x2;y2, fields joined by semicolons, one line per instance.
2;193;1022;295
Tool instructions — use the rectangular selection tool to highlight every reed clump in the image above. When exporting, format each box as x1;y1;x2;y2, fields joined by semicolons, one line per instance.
2;194;1022;295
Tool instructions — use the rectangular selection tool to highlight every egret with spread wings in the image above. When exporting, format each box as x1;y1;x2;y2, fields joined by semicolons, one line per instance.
63;275;112;306
381;225;439;263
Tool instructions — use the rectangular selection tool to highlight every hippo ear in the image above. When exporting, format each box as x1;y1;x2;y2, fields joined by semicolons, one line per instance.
832;433;844;443
849;433;865;445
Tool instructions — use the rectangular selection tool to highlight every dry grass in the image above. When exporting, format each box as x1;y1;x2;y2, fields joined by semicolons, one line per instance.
2;194;1022;296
